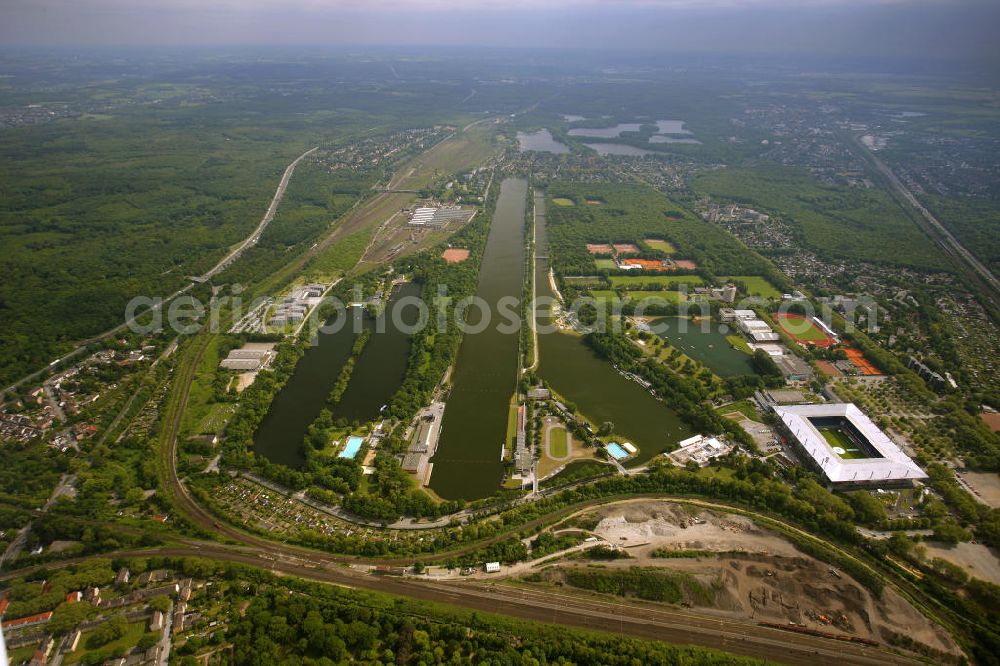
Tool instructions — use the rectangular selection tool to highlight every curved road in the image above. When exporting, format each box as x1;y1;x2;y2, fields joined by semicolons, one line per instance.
195;146;318;282
2;147;318;396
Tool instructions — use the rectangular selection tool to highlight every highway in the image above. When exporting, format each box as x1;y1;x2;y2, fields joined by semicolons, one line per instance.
194;146;318;282
2;147;317;396
851;135;1000;311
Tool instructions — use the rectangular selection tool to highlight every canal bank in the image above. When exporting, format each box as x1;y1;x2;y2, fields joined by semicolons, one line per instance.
534;191;694;466
429;178;527;500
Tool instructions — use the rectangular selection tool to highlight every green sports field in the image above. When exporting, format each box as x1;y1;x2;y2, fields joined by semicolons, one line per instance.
552;197;575;206
627;290;685;304
589;290;621;303
820;428;866;459
590;290;684;305
720;275;781;299
644;238;676;253
550;426;569;457
563;276;604;287
595;258;618;270
609;275;704;288
776;315;830;342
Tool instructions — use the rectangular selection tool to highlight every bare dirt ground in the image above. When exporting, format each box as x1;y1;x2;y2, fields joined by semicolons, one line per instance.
589;501;801;556
956;470;1000;508
923;541;1000;584
441;248;470;263
524;500;960;658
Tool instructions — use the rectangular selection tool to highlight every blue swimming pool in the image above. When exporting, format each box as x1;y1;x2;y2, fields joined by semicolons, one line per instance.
606;443;629;460
339;436;365;459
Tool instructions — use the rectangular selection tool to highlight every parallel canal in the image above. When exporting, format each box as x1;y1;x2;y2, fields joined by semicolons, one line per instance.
253;283;420;468
534;191;694;465
334;282;423;423
429;178;527;500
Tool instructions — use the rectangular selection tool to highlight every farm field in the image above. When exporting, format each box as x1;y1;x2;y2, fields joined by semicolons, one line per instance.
721;275;781;299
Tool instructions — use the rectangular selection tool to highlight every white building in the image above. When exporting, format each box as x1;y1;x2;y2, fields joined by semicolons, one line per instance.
773;403;926;487
738;319;772;334
720;308;756;322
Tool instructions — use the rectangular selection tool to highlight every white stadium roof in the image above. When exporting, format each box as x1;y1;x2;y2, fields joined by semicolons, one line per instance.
774;403;927;484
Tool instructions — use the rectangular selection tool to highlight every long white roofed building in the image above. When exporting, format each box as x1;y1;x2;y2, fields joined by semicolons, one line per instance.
773;403;927;487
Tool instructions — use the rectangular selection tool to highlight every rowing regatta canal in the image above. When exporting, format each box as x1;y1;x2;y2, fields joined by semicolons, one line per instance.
429;178;527;500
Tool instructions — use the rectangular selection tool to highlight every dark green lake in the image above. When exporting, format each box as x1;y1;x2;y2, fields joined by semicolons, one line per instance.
429;178;527;500
334;281;424;423
535;192;694;465
651;317;756;377
253;282;420;468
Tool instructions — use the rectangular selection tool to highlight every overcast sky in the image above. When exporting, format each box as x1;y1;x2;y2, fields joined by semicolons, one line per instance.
2;0;998;61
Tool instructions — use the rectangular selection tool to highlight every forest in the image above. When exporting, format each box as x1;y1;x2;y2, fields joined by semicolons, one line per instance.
692;165;949;270
0;58;484;388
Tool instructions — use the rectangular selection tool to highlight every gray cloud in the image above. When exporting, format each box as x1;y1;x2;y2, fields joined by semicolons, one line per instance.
1;0;998;61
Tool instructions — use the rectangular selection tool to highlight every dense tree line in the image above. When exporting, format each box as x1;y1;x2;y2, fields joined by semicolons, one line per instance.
226;578;761;665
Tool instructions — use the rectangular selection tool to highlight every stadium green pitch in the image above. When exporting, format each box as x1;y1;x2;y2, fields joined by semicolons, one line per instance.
820;428;867;459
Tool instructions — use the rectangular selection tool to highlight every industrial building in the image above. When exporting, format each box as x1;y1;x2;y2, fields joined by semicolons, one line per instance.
269;283;326;328
402;402;445;484
773;354;814;383
408;206;475;228
773;403;927;487
219;346;273;371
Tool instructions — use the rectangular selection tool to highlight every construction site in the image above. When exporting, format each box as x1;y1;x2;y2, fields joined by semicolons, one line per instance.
513;500;961;661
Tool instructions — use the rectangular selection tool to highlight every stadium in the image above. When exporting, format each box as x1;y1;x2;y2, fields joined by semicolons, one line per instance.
773;403;927;487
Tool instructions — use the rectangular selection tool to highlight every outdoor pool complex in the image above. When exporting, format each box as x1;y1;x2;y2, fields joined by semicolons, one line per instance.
339;436;365;459
606;443;630;460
